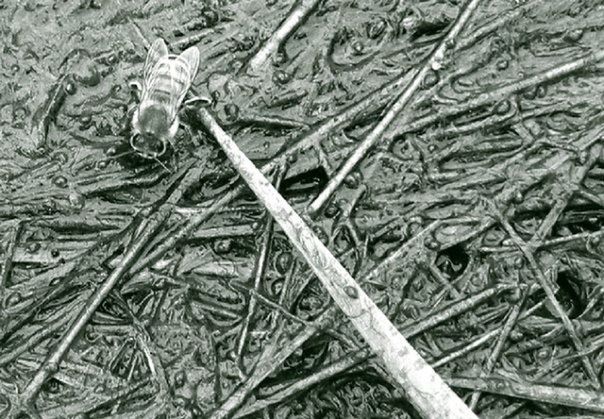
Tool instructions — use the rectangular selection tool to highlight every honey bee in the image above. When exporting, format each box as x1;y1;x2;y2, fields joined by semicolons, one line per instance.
130;38;200;158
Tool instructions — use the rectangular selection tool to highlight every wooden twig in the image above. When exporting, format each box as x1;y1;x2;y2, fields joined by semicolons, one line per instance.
30;74;70;150
307;0;484;215
196;106;477;419
235;172;281;372
9;162;204;416
233;283;517;417
0;221;21;293
247;0;321;72
233;349;371;418
448;377;604;414
388;48;604;140
492;202;600;387
468;298;525;409
527;147;600;247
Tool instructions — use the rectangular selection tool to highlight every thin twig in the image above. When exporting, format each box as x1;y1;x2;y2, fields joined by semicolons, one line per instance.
492;202;600;387
247;0;321;72
307;0;484;215
388;49;604;139
448;377;604;414
468;297;525;410
528;146;600;248
9;161;204;416
235;170;283;373
0;221;22;293
233;283;517;417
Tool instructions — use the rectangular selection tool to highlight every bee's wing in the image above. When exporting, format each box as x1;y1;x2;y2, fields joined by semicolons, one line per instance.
178;46;200;86
144;38;169;83
141;60;194;120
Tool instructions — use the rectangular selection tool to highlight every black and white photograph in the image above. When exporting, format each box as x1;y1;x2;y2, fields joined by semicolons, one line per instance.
0;0;603;417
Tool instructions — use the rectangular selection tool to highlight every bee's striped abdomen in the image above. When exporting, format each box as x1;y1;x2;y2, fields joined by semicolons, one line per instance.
143;59;194;117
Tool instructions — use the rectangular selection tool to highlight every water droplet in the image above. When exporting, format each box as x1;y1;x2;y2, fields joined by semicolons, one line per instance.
173;370;186;389
5;292;22;307
52;175;68;188
496;59;509;71
275;252;292;274
351;40;364;56
522;86;538;100
64;80;77;95
494;100;511;115
272;50;287;65
535;347;551;361
344;286;358;299
565;28;583;42
27;242;41;253
324;202;339;218
536;85;547;98
273;69;290;85
75;64;101;87
106;54;118;65
224;103;239;121
344;171;362;188
69;191;85;208
213;239;232;254
423;70;438;88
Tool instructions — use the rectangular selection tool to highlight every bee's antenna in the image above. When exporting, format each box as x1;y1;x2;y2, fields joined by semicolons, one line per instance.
153;155;172;173
105;149;137;161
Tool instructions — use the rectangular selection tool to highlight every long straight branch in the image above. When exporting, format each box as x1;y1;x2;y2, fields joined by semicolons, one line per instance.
196;107;477;419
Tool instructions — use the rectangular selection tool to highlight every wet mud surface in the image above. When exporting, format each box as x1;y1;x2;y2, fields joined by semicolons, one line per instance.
0;0;603;417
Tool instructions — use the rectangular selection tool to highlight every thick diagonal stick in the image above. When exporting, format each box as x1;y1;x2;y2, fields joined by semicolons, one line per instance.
197;107;477;419
307;0;483;214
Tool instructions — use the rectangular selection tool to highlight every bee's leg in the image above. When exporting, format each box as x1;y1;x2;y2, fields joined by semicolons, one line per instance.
183;95;213;108
179;119;203;150
128;81;143;102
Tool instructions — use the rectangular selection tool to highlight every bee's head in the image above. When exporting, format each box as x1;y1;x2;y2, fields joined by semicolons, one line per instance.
130;104;171;158
130;132;166;158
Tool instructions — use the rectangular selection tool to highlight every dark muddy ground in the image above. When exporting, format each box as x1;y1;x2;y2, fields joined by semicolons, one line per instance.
0;0;603;418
